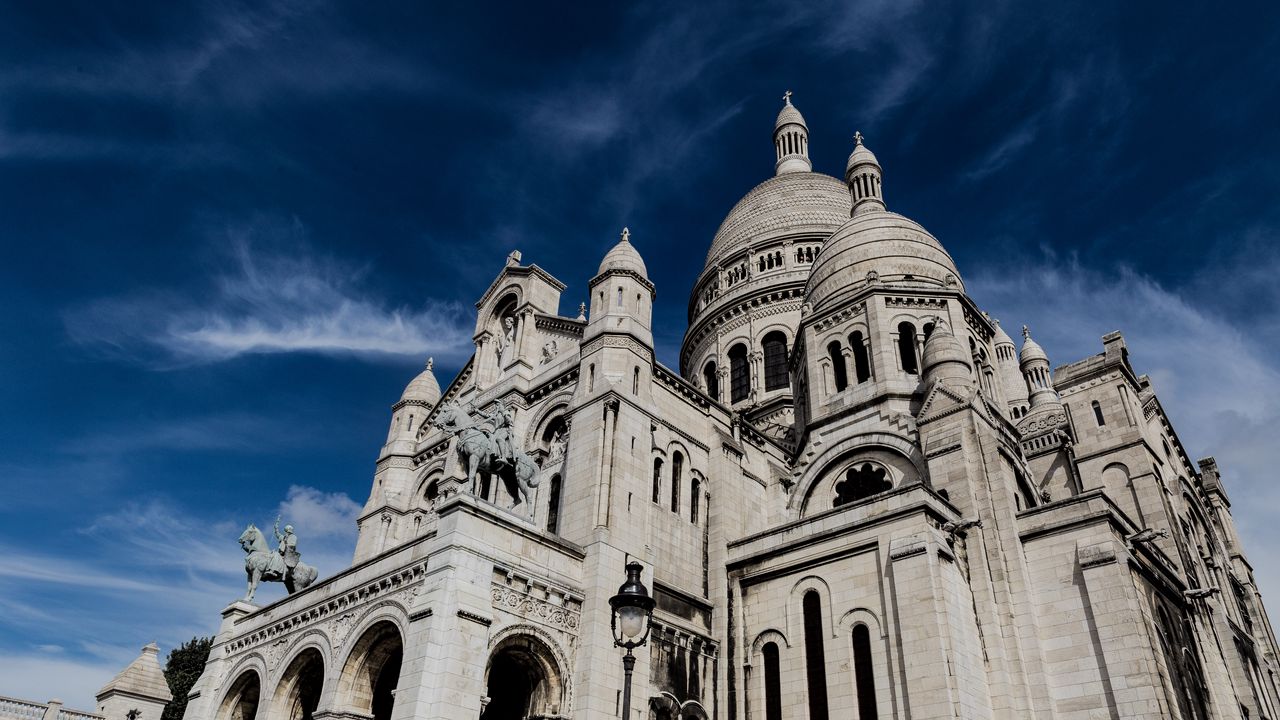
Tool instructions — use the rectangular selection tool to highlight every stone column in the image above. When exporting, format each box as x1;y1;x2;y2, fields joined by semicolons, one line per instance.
474;334;492;391
594;398;619;529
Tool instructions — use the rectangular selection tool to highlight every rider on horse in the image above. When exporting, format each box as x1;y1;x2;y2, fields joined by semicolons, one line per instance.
477;399;517;469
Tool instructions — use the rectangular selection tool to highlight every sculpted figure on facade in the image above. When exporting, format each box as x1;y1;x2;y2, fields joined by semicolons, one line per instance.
237;521;317;602
432;399;541;515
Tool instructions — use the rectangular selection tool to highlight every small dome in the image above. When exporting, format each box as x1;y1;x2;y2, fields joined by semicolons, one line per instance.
704;172;849;269
775;101;807;130
992;319;1015;349
804;211;962;314
1019;326;1049;364
846;132;880;175
401;358;441;404
598;227;648;278
922;320;972;384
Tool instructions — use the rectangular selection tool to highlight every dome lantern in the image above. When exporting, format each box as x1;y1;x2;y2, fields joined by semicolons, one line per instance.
846;131;885;216
773;90;812;176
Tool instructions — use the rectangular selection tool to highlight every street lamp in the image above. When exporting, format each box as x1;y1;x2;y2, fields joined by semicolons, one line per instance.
609;560;655;720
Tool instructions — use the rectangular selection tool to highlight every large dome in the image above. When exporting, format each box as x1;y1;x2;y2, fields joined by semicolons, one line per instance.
804;211;962;314
703;172;849;270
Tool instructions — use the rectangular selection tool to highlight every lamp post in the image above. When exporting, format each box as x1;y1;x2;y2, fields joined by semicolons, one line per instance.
609;560;655;720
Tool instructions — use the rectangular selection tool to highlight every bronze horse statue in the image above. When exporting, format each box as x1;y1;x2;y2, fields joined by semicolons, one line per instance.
238;524;317;602
433;401;541;515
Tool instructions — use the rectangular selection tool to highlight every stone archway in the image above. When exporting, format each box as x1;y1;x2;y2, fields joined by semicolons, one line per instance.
336;620;403;720
479;634;565;720
218;669;261;720
271;647;324;720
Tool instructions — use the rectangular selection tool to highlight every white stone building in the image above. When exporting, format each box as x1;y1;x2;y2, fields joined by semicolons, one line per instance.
181;96;1280;720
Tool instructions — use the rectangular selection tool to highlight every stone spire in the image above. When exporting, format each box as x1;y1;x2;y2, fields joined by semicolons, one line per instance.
846;131;885;216
773;90;812;175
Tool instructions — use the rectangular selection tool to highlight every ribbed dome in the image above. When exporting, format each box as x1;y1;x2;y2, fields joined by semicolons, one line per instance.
1019;327;1048;364
993;319;1015;349
846;140;879;174
922;320;972;385
401;358;441;404
598;228;648;277
776;102;807;130
804;211;962;313
704;172;849;269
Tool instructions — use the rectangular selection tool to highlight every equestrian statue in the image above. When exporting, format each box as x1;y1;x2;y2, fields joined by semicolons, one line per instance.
237;516;318;602
432;398;542;515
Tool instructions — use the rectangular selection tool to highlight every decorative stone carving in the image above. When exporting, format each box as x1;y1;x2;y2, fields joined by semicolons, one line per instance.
491;583;582;633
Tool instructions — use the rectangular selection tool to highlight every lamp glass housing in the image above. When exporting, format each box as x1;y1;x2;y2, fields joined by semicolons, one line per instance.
618;605;646;640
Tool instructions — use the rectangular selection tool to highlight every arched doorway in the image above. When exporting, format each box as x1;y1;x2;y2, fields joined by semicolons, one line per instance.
218;670;261;720
272;648;324;720
336;621;404;720
479;634;564;720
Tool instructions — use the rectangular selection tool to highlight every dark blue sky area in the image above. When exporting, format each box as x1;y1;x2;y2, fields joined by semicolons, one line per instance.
2;0;1279;705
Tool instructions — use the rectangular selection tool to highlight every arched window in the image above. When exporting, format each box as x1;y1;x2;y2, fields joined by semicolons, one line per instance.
545;474;562;534
632;366;640;395
827;341;848;391
762;642;782;720
652;458;663;504
834;463;892;507
616;287;623;306
762;331;790;391
852;624;878;719
1092;400;1105;426
670;452;683;513
850;331;872;384
802;591;830;720
729;344;750;403
703;362;719;401
897;322;919;374
690;476;700;523
588;364;595;392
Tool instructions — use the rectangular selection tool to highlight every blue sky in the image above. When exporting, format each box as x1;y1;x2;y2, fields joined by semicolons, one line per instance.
2;0;1279;707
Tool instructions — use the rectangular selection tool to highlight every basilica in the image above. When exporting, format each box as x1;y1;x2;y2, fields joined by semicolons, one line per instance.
179;96;1280;719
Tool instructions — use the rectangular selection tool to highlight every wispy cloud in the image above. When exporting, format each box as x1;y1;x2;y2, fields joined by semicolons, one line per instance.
0;484;363;708
65;216;474;366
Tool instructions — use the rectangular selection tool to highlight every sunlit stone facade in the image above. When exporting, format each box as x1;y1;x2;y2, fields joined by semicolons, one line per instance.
183;97;1280;720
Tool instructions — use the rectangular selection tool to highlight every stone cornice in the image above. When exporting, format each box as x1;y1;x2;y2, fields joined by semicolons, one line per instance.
534;313;586;336
474;263;567;310
588;266;657;295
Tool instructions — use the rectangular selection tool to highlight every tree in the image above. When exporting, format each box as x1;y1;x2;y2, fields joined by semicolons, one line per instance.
162;636;213;720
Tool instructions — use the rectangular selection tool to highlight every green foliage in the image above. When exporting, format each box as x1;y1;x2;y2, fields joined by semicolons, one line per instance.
162;637;213;720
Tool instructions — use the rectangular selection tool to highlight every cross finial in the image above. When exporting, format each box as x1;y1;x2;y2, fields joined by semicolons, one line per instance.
621;227;630;243
426;357;433;371
1022;324;1031;339
506;249;522;266
854;130;864;146
783;89;792;105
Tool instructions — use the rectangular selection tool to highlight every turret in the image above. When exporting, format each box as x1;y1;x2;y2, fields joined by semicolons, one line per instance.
992;320;1030;417
921;318;973;389
384;357;440;450
773;90;812;175
845;131;885;216
583;228;654;347
1019;326;1062;411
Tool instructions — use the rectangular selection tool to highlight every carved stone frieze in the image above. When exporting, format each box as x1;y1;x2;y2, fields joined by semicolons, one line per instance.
490;583;582;633
223;561;428;658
